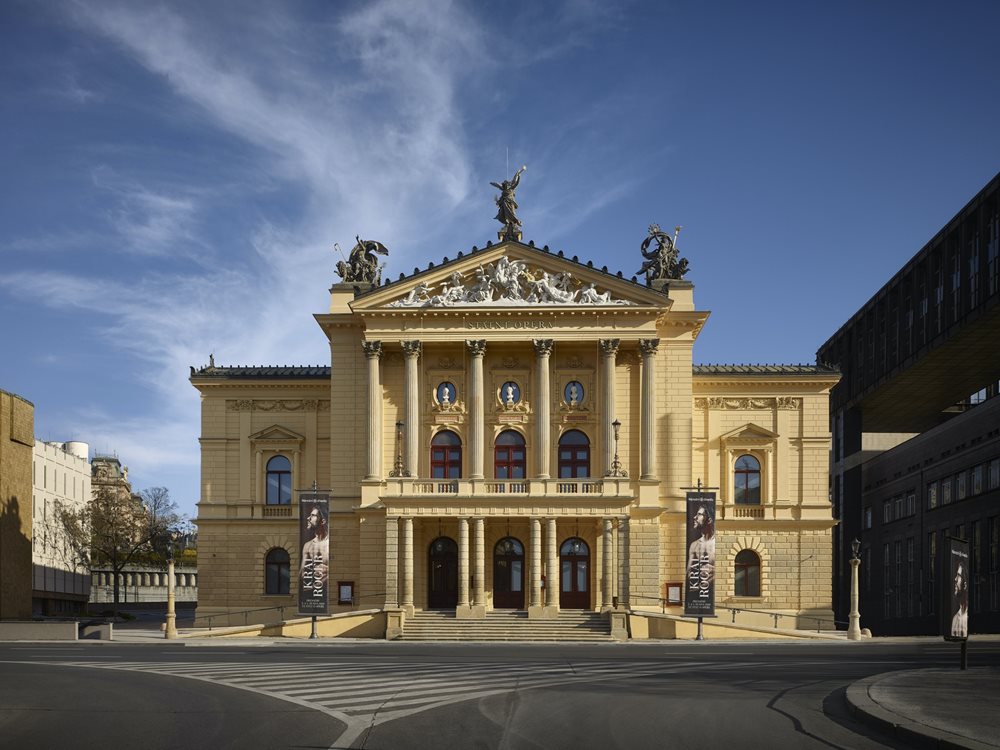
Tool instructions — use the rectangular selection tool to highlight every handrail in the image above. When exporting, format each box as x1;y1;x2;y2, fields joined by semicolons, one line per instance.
626;595;848;632
202;593;388;630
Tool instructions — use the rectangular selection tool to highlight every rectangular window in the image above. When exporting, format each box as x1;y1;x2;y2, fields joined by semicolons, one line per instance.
927;481;938;509
906;537;915;618
989;517;999;612
972;520;982;613
883;500;892;524
894;540;902;617
989;212;1000;296
906;493;915;517
895;495;903;519
989;459;999;490
957;471;967;501
973;465;984;496
338;581;354;605
941;477;952;505
951;251;961;322
969;233;980;310
863;506;872;530
883;543;892;618
927;531;937;615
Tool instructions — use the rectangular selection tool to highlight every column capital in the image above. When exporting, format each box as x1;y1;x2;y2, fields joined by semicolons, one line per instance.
362;340;383;358
532;339;554;356
598;338;620;356
401;340;422;357
466;339;487;356
638;338;660;355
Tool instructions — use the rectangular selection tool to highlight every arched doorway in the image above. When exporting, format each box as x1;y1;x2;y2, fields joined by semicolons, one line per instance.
428;536;458;609
493;537;525;609
559;537;590;609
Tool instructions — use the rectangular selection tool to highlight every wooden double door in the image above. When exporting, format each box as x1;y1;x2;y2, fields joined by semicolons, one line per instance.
493;537;525;609
559;537;590;609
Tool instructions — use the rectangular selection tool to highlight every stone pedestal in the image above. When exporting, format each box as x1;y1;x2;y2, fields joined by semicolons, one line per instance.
385;608;405;640
456;604;486;620
609;609;629;641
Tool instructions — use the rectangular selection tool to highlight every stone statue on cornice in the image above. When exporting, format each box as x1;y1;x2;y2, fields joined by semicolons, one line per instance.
637;224;689;286
336;235;389;285
491;165;526;238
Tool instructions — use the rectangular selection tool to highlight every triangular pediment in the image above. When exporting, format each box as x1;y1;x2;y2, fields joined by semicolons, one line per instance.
720;422;779;445
248;424;305;443
351;240;671;311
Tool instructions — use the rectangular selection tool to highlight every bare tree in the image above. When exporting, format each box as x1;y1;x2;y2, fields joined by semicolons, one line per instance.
58;485;184;607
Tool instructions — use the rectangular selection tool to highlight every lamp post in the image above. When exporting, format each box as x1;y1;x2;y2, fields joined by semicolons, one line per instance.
164;530;179;640
389;421;406;477
606;418;628;478
847;537;862;641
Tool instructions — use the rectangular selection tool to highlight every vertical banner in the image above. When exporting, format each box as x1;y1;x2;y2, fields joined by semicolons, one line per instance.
298;492;330;616
684;492;716;617
942;536;969;641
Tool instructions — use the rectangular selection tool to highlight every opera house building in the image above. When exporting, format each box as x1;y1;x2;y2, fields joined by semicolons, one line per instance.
191;222;840;638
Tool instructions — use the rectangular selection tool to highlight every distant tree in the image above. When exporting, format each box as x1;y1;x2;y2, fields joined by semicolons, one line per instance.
58;485;184;607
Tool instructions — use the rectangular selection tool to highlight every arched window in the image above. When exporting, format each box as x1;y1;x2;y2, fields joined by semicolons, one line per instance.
431;430;462;479
558;430;590;478
494;430;526;479
266;456;292;505
264;548;290;595
734;550;761;596
734;455;761;504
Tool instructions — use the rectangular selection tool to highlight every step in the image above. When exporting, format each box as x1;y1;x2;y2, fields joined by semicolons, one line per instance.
399;610;614;641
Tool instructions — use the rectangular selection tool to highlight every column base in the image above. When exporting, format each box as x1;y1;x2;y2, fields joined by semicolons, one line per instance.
402;604;415;618
385;608;405;640
609;609;629;641
456;605;486;620
528;605;560;620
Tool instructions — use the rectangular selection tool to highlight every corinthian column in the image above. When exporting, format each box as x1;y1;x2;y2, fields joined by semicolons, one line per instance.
467;339;487;479
639;338;660;480
599;339;620;475
533;339;554;478
402;340;422;477
363;340;383;480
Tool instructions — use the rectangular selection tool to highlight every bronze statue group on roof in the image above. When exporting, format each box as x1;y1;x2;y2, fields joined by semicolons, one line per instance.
334;167;689;289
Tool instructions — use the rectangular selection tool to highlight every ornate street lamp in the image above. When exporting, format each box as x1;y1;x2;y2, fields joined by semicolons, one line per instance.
606;418;628;478
847;537;863;640
164;529;180;640
389;421;406;477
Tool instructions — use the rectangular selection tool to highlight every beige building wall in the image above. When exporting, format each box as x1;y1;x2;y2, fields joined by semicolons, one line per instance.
192;242;838;632
0;389;34;620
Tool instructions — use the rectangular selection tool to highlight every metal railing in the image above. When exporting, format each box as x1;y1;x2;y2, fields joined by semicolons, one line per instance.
201;592;389;630
626;595;848;632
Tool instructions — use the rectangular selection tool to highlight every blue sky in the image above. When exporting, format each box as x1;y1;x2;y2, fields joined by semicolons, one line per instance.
2;1;999;519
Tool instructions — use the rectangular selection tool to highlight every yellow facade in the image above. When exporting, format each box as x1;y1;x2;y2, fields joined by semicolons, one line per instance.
192;240;839;633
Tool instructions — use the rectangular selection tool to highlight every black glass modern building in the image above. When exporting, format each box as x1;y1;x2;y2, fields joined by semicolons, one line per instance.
818;171;1000;636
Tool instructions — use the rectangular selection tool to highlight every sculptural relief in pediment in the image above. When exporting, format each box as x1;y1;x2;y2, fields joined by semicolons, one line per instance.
387;255;634;308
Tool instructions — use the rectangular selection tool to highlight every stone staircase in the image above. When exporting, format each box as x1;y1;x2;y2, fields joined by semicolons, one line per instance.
399;609;614;642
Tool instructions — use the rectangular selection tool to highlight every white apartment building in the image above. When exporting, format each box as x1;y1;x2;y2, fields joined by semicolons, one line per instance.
32;440;91;615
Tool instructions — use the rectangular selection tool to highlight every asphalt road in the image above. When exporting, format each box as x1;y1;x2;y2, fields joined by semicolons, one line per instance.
1;639;997;750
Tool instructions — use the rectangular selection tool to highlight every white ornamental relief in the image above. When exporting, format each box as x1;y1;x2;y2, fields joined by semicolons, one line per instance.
388;256;634;307
694;397;801;410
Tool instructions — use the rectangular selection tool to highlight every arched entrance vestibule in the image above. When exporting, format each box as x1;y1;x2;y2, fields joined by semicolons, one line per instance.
559;537;590;609
493;536;525;609
427;536;458;609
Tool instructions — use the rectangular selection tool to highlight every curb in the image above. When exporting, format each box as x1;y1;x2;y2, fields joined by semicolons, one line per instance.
845;673;996;750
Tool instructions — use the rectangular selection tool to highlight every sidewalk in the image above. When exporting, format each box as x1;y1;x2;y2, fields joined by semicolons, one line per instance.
846;667;1000;750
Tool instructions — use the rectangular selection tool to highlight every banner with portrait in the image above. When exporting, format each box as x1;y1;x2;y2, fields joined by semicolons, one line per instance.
298;492;330;615
942;536;969;641
684;492;716;616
